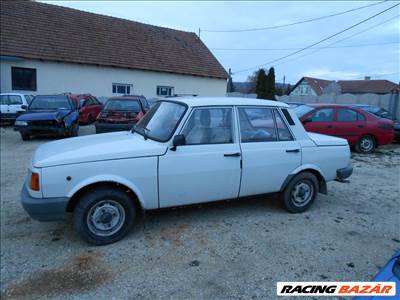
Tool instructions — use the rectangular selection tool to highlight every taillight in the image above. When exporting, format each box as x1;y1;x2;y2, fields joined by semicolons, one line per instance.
30;172;40;191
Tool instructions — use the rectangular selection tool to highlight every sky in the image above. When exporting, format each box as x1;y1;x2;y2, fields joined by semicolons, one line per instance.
43;1;399;85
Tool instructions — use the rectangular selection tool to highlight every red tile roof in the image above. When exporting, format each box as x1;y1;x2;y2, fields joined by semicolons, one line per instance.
337;80;399;94
0;1;228;79
302;77;333;95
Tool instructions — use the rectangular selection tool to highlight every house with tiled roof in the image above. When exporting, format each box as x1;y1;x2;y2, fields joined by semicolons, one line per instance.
289;77;333;96
0;1;228;98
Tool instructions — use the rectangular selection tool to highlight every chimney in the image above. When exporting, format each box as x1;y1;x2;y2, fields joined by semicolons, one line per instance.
364;76;371;80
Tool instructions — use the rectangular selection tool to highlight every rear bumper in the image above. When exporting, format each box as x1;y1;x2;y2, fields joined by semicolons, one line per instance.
95;122;133;133
21;185;69;221
336;165;353;182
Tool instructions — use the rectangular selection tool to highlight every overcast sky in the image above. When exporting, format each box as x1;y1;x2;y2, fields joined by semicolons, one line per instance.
44;1;399;84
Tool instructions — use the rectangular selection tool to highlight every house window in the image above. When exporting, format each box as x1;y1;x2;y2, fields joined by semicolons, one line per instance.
157;86;174;96
11;67;37;91
112;83;133;95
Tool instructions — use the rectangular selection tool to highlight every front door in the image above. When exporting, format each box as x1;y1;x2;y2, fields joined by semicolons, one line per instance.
237;107;301;196
7;95;24;116
159;107;241;208
303;107;336;136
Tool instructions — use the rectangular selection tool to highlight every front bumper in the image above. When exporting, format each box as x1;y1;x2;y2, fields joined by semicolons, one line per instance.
14;125;68;135
336;165;353;182
95;122;134;133
21;185;69;221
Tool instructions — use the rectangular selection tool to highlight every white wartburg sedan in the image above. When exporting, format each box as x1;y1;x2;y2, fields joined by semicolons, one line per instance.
22;97;353;244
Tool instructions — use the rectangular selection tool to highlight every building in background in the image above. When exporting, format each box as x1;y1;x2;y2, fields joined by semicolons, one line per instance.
0;1;228;100
289;77;333;96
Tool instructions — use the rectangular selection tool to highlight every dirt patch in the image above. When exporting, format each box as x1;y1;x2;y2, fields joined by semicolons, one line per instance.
1;252;111;299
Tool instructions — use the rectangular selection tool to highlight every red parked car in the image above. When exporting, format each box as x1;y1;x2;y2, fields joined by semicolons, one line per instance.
95;95;149;133
294;104;394;153
69;94;103;125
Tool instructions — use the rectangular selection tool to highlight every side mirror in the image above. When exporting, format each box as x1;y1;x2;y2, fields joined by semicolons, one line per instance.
21;105;28;110
302;118;312;124
170;134;186;151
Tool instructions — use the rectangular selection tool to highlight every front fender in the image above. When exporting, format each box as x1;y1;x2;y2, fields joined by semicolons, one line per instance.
63;111;79;126
67;174;146;208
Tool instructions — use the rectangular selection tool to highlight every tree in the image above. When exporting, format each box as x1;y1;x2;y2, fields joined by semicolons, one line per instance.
255;68;268;99
265;67;276;100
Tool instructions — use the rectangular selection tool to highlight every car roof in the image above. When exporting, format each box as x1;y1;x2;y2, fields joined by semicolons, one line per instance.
167;97;289;107
0;93;26;96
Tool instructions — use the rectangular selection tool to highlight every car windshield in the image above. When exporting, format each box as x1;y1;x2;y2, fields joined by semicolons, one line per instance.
293;104;314;117
133;101;187;142
104;99;140;112
29;95;72;110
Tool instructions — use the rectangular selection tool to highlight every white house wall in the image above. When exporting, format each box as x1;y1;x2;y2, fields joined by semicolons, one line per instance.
0;58;227;99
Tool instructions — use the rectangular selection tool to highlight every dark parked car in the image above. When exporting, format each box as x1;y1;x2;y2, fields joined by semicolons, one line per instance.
294;104;394;153
68;94;103;125
95;95;149;133
14;94;79;140
351;104;400;142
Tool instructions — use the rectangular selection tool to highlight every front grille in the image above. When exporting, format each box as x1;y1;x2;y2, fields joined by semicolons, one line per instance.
30;120;58;126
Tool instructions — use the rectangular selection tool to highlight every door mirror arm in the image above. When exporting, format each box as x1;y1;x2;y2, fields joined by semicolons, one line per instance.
170;134;186;151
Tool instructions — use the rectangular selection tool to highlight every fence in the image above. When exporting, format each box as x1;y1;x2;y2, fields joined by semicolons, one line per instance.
276;92;400;119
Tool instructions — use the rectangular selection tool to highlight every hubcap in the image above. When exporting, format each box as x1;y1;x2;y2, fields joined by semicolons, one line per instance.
291;180;314;207
360;137;373;152
87;200;125;237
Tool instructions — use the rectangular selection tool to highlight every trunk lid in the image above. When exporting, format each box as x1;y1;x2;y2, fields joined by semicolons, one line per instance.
307;132;348;146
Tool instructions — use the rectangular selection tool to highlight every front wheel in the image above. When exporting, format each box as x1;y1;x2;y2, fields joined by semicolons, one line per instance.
73;187;136;245
355;135;375;154
281;172;318;213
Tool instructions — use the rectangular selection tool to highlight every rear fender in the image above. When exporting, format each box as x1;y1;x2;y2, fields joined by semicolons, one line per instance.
280;164;327;194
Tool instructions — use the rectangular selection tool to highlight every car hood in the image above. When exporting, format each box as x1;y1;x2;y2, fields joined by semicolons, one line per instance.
32;131;167;168
307;132;348;146
17;110;72;121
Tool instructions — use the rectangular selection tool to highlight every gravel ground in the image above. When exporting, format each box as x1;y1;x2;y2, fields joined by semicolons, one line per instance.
1;125;399;299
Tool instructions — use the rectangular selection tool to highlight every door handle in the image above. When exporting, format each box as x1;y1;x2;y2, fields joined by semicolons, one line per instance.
327;125;334;128
357;125;364;128
286;149;300;153
224;152;241;157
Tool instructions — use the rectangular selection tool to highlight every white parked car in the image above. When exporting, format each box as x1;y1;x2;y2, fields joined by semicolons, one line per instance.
0;93;32;123
22;97;352;244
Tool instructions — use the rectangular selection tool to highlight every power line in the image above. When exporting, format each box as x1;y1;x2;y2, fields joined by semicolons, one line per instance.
202;1;387;33
270;15;399;68
233;3;399;74
211;41;398;51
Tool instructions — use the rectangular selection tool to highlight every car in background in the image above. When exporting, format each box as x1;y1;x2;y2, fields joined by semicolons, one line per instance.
294;104;394;153
14;94;79;140
68;94;103;125
95;95;149;133
357;250;400;300
351;104;400;143
0;93;32;124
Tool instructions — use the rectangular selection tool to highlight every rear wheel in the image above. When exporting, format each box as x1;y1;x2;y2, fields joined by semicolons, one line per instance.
73;187;136;245
281;172;318;213
355;135;375;154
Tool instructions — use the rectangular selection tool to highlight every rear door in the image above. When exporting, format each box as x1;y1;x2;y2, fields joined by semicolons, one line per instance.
332;108;366;145
238;106;301;196
303;107;336;136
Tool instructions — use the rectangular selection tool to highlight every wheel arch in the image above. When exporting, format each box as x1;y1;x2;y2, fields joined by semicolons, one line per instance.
66;180;144;213
281;166;327;195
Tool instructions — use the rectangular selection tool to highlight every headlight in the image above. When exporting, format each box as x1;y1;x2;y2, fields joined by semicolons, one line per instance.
15;120;28;126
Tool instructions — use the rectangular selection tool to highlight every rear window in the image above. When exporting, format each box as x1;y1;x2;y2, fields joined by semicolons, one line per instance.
104;99;140;112
29;95;72;110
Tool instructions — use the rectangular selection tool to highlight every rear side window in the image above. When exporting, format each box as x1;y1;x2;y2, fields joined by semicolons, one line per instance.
310;108;334;122
238;107;277;142
337;109;365;122
274;111;293;141
0;95;8;105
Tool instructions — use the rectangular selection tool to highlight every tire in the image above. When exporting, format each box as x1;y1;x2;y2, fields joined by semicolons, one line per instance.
281;172;318;213
73;187;136;245
21;132;31;141
88;114;95;124
355;135;376;154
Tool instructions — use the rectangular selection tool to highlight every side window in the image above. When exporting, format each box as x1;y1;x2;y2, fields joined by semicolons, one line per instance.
8;95;23;105
337;109;361;122
11;67;37;91
310;108;334;122
274;110;293;141
181;107;233;145
0;95;8;105
238;107;277;142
